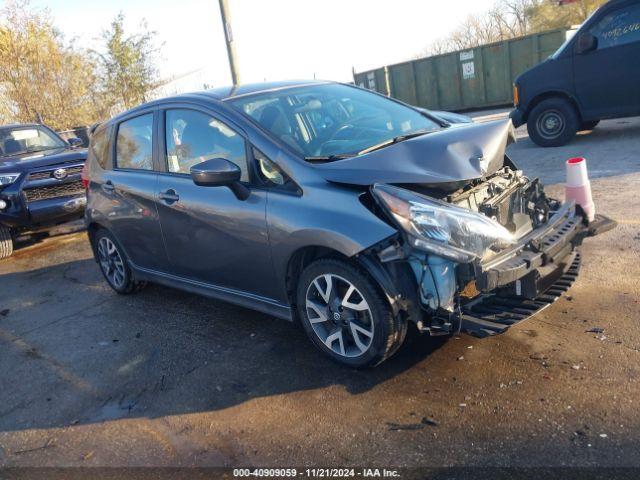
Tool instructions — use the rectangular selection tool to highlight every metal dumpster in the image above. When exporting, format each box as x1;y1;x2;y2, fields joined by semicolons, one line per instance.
354;28;569;111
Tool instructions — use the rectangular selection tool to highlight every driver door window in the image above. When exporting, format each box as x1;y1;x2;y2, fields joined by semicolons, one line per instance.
165;109;249;181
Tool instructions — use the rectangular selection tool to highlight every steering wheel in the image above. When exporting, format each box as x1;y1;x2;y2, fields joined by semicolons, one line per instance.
327;123;356;142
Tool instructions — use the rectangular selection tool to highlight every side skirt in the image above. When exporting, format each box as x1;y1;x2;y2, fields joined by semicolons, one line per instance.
130;263;293;322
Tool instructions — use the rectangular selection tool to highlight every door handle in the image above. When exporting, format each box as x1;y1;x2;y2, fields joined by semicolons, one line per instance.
158;189;180;204
102;180;115;193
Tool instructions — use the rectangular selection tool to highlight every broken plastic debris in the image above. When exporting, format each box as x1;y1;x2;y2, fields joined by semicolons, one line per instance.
586;327;604;334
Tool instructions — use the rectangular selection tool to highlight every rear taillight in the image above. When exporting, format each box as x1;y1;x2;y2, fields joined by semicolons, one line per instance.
81;163;89;189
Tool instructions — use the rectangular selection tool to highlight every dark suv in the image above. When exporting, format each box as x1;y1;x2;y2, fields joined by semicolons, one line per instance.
0;123;87;259
85;80;615;367
511;0;640;146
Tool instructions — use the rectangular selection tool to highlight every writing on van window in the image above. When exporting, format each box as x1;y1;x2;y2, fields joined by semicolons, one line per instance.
591;5;640;49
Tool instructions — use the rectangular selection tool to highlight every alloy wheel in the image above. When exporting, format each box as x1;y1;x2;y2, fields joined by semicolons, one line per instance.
305;274;375;358
97;237;126;289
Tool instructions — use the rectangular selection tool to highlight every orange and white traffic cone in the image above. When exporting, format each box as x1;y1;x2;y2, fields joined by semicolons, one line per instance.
565;157;595;222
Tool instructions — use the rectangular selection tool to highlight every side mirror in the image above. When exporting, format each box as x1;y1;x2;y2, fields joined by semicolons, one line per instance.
576;33;598;54
67;137;83;148
190;158;250;201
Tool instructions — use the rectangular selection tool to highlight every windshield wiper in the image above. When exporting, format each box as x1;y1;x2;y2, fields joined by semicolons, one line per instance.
358;129;435;155
2;146;59;158
304;154;355;163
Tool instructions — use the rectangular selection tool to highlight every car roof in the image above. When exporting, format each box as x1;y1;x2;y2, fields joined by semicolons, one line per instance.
203;79;334;100
108;79;337;123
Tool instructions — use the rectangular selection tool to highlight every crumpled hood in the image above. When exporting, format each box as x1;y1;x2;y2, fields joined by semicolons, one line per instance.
0;148;87;172
317;119;515;189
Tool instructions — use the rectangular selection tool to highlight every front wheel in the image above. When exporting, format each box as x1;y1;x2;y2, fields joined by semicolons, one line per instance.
296;258;405;368
0;225;13;259
527;98;580;147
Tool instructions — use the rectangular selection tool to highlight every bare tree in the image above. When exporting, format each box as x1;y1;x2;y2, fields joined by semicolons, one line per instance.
417;0;607;58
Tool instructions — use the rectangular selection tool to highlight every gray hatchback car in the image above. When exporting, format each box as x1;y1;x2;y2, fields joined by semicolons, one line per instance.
84;80;615;368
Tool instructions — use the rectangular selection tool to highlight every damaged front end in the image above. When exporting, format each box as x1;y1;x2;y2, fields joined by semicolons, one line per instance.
365;164;616;338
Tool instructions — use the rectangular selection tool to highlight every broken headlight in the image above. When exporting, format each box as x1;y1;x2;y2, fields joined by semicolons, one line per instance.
372;184;515;263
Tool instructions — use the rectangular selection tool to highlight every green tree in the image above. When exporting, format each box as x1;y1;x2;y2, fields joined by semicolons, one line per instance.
95;13;160;113
0;0;99;130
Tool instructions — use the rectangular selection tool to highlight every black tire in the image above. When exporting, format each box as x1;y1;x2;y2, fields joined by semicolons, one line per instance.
92;229;146;294
527;98;580;147
579;120;600;131
0;225;13;260
296;258;405;368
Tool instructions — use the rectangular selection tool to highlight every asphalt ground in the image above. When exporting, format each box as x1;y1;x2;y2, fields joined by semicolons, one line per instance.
0;114;639;471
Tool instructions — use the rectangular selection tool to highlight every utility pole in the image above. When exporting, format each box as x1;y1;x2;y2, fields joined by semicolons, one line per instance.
218;0;240;85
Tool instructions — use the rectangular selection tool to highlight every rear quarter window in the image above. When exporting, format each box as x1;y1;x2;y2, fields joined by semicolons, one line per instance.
89;126;112;169
115;114;154;171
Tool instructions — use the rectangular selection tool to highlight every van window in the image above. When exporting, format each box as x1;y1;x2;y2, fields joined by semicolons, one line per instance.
116;114;154;171
591;4;640;49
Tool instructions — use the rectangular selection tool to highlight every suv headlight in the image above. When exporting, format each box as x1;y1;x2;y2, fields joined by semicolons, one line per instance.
372;184;515;263
0;173;20;186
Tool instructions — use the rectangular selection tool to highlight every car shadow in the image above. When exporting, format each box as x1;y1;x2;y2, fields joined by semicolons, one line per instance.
0;258;448;432
10;220;85;256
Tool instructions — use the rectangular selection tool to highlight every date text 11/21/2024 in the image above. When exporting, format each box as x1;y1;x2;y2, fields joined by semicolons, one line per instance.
232;468;401;477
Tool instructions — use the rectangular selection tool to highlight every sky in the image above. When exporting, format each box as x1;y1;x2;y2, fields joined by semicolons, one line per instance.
31;0;496;93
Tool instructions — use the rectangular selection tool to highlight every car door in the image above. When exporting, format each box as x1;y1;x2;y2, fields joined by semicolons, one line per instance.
573;1;640;119
155;105;278;300
102;110;168;272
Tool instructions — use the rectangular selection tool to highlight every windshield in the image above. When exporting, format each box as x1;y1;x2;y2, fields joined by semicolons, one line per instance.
0;125;66;158
229;83;441;159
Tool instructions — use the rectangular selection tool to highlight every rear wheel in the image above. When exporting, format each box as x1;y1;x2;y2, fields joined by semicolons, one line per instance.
580;120;600;131
0;225;13;259
296;258;405;368
93;229;146;294
527;98;580;147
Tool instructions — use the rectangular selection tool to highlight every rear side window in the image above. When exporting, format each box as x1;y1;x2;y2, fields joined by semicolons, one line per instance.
591;4;640;49
116;114;154;170
90;126;111;169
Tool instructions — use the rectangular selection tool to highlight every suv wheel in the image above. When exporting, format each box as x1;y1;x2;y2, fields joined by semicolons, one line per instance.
527;98;580;147
93;229;146;294
0;225;13;259
296;258;405;368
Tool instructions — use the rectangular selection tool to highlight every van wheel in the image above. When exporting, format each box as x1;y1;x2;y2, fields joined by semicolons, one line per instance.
93;229;146;294
527;98;579;147
296;258;405;368
580;120;600;131
0;226;13;259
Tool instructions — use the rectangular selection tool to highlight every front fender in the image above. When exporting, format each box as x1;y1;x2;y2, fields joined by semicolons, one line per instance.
266;184;397;303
